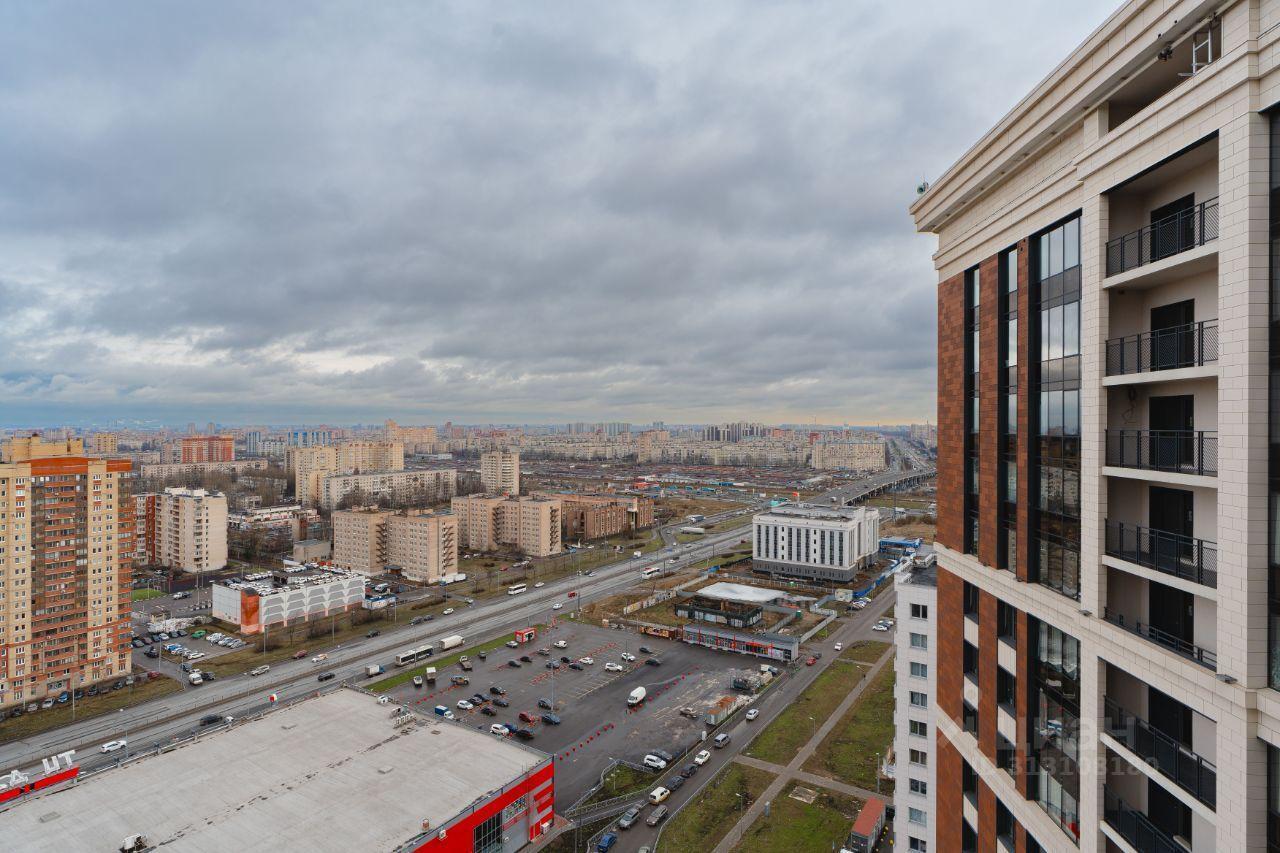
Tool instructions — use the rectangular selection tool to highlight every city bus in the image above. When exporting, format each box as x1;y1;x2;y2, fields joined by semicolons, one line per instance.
394;644;434;666
507;583;527;596
640;567;662;580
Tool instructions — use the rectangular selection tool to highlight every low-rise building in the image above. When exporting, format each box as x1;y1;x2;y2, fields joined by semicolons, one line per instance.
318;467;456;510
532;491;655;540
227;503;319;538
2;688;555;853
211;566;365;634
751;503;879;583
332;509;458;584
451;494;561;557
292;538;331;563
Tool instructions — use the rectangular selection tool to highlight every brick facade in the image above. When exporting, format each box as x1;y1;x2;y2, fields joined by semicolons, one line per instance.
935;730;963;853
936;566;963;726
978;254;1001;569
937;271;966;552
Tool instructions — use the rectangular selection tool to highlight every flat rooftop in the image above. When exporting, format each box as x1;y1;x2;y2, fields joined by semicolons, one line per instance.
695;581;788;605
4;688;549;853
754;503;872;522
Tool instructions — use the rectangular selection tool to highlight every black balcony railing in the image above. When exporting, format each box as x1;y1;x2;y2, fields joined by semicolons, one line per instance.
1105;320;1219;376
1106;429;1217;476
1106;196;1219;276
1104;697;1217;808
1102;608;1217;670
1103;785;1192;853
1104;520;1218;588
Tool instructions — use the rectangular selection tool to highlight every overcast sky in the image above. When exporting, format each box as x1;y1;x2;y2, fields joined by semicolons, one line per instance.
0;0;1118;428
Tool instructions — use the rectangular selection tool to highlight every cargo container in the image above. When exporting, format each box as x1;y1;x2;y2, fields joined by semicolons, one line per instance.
439;634;464;651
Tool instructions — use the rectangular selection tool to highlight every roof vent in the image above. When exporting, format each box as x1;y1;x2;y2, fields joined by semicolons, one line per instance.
378;766;394;775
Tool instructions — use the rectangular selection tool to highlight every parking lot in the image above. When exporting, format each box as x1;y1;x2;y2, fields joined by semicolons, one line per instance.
380;621;767;807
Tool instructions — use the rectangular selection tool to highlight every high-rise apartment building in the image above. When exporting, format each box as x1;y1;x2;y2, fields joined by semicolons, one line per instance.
292;441;405;505
480;449;520;495
180;435;234;463
451;494;562;557
147;487;228;573
332;509;458;583
0;436;134;709
893;560;937;853
912;3;1276;849
87;432;119;455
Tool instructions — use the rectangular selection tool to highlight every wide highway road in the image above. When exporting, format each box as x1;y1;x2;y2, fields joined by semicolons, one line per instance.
0;523;754;778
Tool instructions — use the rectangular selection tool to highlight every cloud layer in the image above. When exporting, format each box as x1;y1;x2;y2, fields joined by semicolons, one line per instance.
0;0;1117;426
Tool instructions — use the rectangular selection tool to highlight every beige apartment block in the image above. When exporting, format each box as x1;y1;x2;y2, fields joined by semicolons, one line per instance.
332;509;458;584
318;468;455;510
0;437;134;709
451;494;561;557
808;440;889;471
87;432;119;455
157;487;228;573
293;440;405;505
910;1;1280;850
480;449;520;495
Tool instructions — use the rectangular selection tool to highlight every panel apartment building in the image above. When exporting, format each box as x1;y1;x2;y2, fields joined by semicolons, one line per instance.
292;440;404;506
331;509;459;584
480;449;520;495
911;2;1280;850
0;437;134;710
135;487;228;573
451;494;562;558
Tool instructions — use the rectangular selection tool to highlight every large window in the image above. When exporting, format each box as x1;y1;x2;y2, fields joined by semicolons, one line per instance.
1029;617;1080;843
1000;246;1019;572
1269;110;1280;689
965;264;982;556
473;811;503;853
1268;741;1280;852
1031;216;1082;600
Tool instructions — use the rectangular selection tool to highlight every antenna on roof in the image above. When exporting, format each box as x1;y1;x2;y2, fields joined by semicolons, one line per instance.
916;179;930;196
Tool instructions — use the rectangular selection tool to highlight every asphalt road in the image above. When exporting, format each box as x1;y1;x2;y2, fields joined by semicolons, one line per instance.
612;589;899;853
0;522;754;778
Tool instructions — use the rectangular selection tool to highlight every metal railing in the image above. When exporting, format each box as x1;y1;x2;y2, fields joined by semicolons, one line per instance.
1104;520;1218;588
1102;608;1217;670
1103;785;1192;853
1105;429;1217;476
1105;320;1218;376
1106;197;1219;276
1103;697;1217;808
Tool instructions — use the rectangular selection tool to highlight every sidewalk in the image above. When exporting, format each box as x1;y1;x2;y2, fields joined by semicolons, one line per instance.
711;645;895;853
732;754;883;802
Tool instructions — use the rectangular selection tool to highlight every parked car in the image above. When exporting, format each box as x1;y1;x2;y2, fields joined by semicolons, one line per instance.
250;665;270;676
413;676;424;688
512;728;535;740
519;655;532;663
648;787;670;805
617;805;642;830
508;659;522;668
596;832;617;852
541;713;561;725
833;642;843;652
620;652;636;662
493;697;510;708
579;656;594;665
311;654;328;663
470;693;488;706
519;711;537;723
366;630;380;638
746;708;760;721
806;656;817;666
714;733;731;748
537;698;553;709
489;723;510;736
679;763;698;779
642;754;668;770
442;608;455;615
872;620;891;632
645;805;668;827
506;640;519;648
489;685;507;695
666;774;685;792
292;650;308;660
569;662;584;671
553;640;568;648
480;705;497;716
605;663;623;672
694;750;711;766
638;646;652;654
456;699;474;711
644;658;661;667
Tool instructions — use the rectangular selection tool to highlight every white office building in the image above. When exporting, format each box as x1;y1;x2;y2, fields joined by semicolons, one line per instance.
750;503;879;582
893;560;937;853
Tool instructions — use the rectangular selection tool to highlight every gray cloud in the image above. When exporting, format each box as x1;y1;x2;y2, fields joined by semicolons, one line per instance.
0;0;1117;426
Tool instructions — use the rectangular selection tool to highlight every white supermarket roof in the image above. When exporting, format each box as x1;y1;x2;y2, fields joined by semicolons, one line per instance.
695;581;787;605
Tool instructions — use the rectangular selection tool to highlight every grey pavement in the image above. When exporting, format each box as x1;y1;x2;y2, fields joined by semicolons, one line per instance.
713;647;895;852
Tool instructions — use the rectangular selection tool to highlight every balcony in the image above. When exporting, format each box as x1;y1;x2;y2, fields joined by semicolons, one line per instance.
1105;321;1218;377
1106;430;1217;477
1105;520;1217;588
1106;197;1219;277
1102;607;1216;671
1104;697;1216;808
1104;785;1191;853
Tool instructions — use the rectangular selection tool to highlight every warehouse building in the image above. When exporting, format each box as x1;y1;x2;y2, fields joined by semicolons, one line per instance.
1;689;555;853
210;566;365;634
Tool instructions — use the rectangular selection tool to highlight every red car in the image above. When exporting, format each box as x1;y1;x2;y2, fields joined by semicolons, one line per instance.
806;656;817;666
568;591;577;598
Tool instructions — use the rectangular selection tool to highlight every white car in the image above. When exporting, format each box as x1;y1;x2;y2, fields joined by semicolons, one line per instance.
250;665;270;676
456;699;474;711
552;603;563;610
311;654;328;663
604;662;623;672
579;656;594;665
506;640;520;648
100;739;127;754
534;582;545;588
833;642;843;652
872;621;891;632
620;652;636;662
442;608;455;615
489;723;510;736
693;749;712;766
745;709;760;721
642;754;668;770
553;640;567;649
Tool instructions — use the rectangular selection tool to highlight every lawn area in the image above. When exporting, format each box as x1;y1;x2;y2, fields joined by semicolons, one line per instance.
660;762;775;851
729;783;862;853
803;663;897;792
579;763;656;808
131;587;166;602
745;641;889;766
0;675;183;745
197;609;413;677
369;625;546;692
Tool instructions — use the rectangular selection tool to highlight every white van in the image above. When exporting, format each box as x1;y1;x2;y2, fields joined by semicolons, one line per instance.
648;786;670;804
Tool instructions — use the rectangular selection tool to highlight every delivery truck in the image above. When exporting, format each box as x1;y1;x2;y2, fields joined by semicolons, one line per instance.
439;634;464;651
366;665;384;678
425;667;437;684
627;686;647;707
